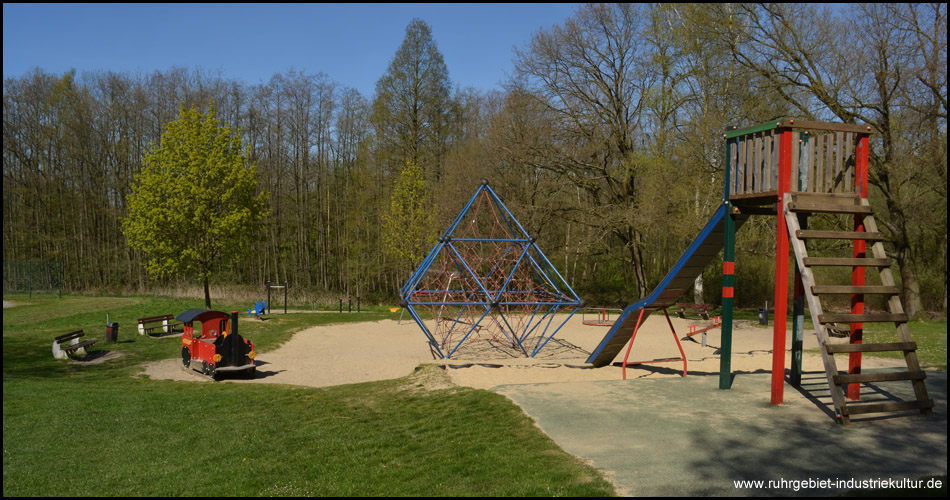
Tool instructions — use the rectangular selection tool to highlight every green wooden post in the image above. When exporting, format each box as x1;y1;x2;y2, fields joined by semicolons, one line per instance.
720;132;736;390
721;204;736;390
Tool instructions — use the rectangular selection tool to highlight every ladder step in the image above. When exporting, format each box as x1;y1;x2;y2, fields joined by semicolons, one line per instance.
811;285;899;295
819;312;909;323
841;399;934;416
796;230;886;241
825;341;917;353
803;257;891;267
787;202;873;214
833;371;926;385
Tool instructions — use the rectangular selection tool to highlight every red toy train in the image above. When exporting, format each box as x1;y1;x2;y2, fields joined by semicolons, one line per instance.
177;309;256;380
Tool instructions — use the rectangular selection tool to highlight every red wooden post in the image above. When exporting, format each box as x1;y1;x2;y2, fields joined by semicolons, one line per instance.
848;133;870;400
772;127;793;405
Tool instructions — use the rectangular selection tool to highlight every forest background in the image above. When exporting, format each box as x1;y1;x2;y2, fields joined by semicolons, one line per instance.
3;4;946;318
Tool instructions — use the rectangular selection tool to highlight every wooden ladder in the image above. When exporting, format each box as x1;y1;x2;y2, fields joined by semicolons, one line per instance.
783;192;934;425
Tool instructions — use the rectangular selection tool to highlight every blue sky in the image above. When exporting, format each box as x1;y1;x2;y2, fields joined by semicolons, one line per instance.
3;3;580;97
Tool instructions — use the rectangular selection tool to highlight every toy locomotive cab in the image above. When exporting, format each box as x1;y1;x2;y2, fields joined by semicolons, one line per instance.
177;309;256;380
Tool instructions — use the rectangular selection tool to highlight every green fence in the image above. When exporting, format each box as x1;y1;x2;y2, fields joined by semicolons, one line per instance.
3;260;62;298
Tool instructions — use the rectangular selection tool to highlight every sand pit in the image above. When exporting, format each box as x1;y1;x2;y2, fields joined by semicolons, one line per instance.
139;313;905;390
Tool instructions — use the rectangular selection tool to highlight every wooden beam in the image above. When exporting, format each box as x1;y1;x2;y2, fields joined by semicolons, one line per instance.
825;341;917;353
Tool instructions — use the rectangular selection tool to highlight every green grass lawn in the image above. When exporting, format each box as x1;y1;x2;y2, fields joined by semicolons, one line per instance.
2;294;615;496
728;308;947;370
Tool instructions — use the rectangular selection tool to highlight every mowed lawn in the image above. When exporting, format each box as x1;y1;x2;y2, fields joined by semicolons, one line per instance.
2;295;615;496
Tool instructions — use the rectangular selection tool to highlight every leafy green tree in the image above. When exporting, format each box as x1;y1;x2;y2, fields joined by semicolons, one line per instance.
383;161;436;269
123;103;267;308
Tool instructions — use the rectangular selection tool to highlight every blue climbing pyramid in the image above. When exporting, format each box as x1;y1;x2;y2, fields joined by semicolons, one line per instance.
400;180;583;359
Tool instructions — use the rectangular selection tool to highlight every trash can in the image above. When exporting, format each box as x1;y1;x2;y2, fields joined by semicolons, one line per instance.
758;309;769;325
106;322;119;343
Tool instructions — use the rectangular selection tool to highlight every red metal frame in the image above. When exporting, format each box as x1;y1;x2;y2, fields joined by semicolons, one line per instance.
621;308;688;379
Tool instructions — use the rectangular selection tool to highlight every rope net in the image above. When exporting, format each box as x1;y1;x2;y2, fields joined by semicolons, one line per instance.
402;183;582;359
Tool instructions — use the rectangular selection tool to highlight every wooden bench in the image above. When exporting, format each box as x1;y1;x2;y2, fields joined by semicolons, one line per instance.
137;314;182;336
52;330;99;359
825;323;851;338
674;303;712;320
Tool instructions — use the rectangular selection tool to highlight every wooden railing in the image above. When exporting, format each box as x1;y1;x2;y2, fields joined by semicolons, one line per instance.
724;120;872;199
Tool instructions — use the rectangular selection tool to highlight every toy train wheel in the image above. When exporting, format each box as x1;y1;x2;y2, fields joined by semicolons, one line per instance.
204;362;218;381
181;347;191;369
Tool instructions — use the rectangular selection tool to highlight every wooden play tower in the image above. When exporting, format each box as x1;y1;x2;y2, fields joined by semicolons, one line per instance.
722;119;934;424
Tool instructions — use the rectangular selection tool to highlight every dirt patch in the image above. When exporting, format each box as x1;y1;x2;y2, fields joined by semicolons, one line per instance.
137;315;906;390
68;350;125;365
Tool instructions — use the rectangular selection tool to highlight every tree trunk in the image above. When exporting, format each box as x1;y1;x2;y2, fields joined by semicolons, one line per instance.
896;248;922;320
628;228;650;299
694;274;704;305
204;276;211;309
884;196;924;319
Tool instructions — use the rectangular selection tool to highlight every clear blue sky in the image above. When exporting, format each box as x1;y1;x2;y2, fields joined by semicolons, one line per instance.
3;3;580;97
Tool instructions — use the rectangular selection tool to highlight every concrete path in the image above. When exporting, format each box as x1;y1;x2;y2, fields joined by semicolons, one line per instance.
494;370;947;496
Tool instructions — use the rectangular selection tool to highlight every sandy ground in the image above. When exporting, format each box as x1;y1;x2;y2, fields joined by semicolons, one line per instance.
139;313;906;390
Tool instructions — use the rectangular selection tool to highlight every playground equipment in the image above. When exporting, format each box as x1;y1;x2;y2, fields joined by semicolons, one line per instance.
178;309;256;380
589;119;933;425
682;316;721;347
247;299;266;319
587;204;748;372
265;281;288;314
581;308;623;327
401;180;584;359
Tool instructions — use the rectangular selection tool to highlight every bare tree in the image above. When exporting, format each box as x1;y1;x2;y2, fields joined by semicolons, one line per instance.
708;3;947;318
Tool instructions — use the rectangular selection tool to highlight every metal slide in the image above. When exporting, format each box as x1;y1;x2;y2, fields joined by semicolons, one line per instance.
586;204;747;367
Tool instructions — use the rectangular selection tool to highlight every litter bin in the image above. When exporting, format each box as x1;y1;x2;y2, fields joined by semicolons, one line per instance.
758;309;769;325
106;322;119;343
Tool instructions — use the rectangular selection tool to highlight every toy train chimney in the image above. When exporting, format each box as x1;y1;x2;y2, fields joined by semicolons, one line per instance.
230;310;241;366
